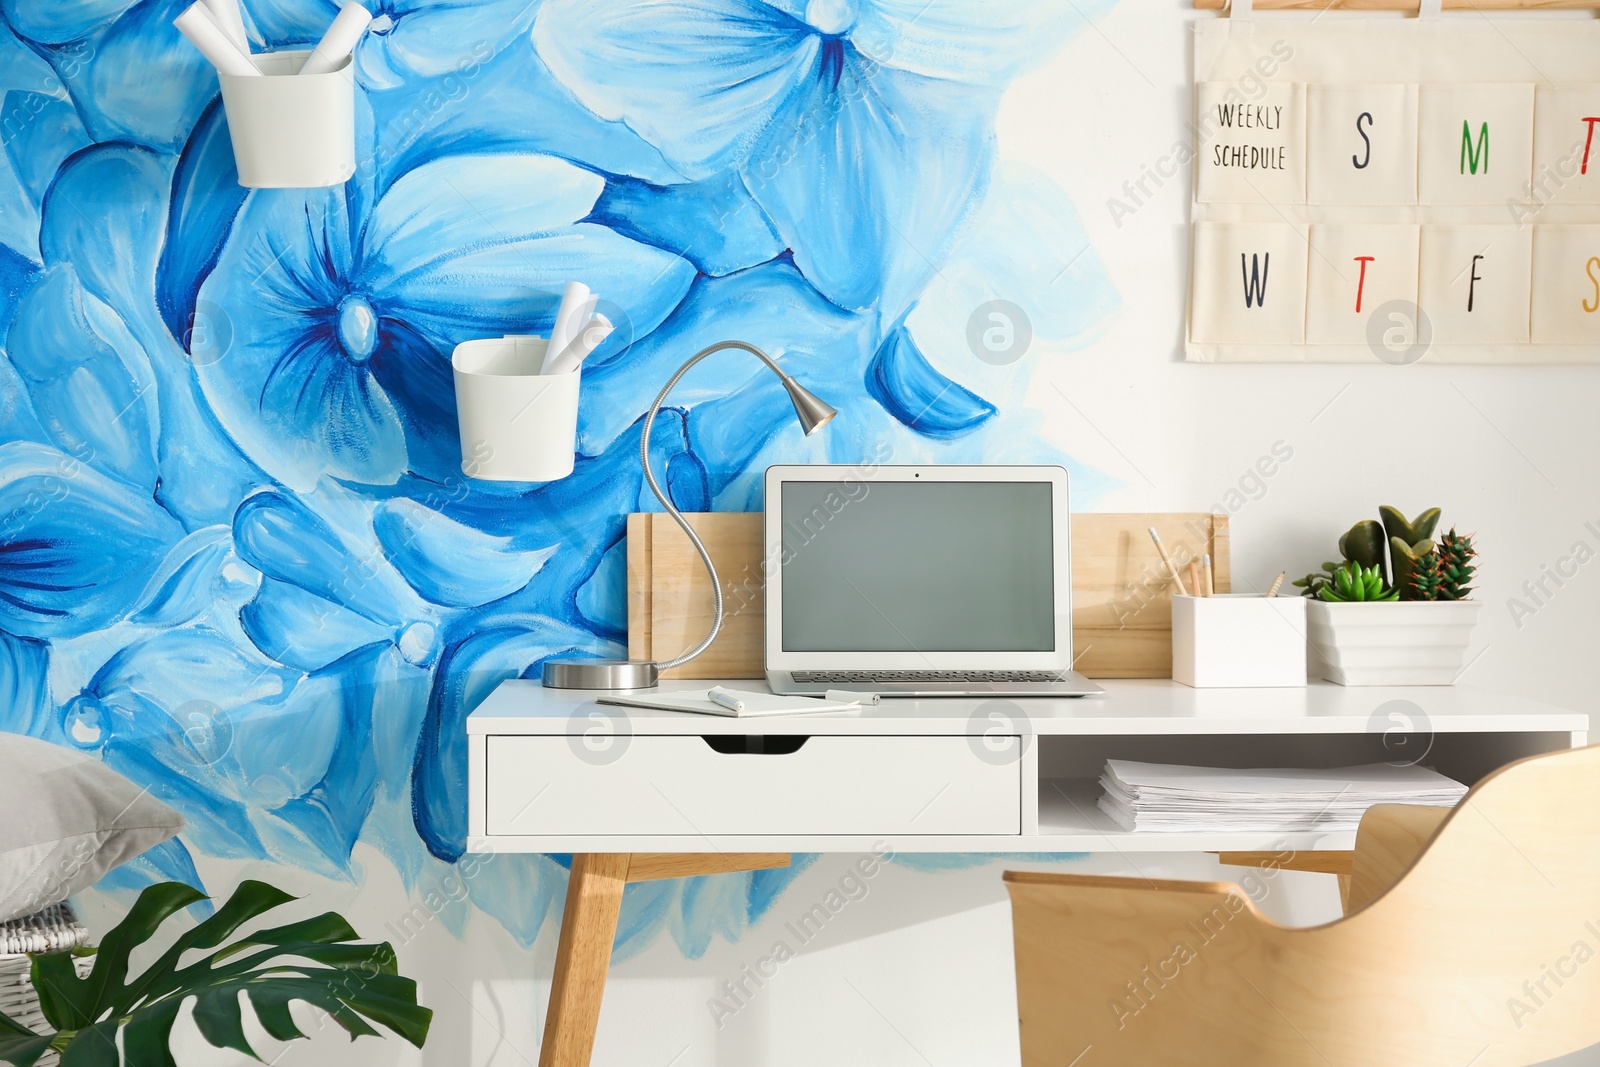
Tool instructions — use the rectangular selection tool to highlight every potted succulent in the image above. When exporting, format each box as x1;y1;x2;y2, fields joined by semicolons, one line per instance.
1293;506;1480;686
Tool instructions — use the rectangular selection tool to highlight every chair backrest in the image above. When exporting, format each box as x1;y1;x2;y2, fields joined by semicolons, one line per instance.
1006;744;1600;1067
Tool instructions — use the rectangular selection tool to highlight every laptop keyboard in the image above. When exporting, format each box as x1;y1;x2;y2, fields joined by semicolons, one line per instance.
791;670;1067;684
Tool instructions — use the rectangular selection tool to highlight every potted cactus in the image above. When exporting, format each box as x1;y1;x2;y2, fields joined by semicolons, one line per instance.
1293;507;1481;686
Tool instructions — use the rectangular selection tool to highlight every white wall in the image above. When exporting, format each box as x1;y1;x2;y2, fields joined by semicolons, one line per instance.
1006;1;1600;717
78;2;1600;1063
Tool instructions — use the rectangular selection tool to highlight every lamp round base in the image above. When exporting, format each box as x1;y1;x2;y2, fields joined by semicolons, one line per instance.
541;659;660;690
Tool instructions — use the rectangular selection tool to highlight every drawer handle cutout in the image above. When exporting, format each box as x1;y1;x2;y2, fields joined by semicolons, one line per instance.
701;736;810;755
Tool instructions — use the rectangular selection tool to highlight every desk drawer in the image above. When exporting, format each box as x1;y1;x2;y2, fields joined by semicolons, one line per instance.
485;735;1020;836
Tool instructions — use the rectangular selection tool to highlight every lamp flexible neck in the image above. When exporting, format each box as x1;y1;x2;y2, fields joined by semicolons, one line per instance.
640;341;790;670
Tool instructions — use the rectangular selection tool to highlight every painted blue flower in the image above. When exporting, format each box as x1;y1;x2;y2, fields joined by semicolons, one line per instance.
0;51;76;334
231;485;556;673
0;80;89;285
0;0;1125;961
226;479;586;881
188;152;694;491
533;0;1108;317
0;630;51;738
1;1;133;49
0;441;183;639
7;264;160;494
576;259;1000;478
33;144;264;528
352;0;537;86
234;488;439;671
348;9;685;196
0;346;45;448
5;0;215;152
63;624;418;879
214;0;539;85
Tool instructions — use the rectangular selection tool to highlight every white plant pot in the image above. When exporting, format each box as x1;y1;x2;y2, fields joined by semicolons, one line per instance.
1172;594;1307;688
1305;600;1481;686
452;336;580;482
218;50;356;189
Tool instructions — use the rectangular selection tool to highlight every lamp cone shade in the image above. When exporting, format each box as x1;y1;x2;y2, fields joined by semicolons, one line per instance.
783;377;837;435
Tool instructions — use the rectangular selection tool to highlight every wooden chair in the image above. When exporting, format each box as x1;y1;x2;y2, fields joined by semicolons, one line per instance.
1004;744;1600;1066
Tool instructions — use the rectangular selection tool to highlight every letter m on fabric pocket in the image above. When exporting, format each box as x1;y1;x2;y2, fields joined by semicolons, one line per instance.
1419;84;1534;205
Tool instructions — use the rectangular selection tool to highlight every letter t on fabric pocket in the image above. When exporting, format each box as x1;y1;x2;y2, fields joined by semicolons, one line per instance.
1191;222;1309;344
1532;88;1600;206
1196;82;1306;205
1308;85;1418;205
1306;225;1420;344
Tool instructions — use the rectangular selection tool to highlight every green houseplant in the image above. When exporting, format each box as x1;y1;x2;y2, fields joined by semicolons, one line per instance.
1315;562;1398;603
0;880;430;1067
1293;507;1481;686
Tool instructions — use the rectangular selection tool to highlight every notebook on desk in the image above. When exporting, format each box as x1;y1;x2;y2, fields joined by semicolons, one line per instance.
597;689;859;718
763;465;1103;698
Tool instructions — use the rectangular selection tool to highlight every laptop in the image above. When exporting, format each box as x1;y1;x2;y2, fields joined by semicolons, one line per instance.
764;465;1103;697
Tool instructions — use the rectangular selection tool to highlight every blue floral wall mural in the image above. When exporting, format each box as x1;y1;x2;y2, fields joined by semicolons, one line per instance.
0;0;1119;959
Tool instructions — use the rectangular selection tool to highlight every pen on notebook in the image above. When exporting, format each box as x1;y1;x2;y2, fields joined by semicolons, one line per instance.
706;686;745;713
1265;571;1286;598
1202;553;1215;597
1147;527;1189;597
824;689;879;705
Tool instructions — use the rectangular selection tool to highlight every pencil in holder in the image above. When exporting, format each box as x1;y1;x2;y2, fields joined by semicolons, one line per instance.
217;50;356;188
451;336;580;482
1171;594;1307;688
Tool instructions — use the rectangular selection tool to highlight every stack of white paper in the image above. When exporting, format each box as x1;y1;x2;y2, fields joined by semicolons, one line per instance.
1097;759;1467;833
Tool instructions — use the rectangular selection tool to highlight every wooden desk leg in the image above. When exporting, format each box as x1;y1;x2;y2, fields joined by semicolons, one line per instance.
538;853;630;1067
537;852;790;1067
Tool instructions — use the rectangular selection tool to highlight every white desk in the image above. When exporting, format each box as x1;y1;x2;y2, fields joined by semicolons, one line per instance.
465;678;1588;1067
468;678;1586;855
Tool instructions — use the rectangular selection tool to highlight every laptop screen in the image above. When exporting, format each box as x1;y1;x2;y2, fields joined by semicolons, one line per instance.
779;480;1056;653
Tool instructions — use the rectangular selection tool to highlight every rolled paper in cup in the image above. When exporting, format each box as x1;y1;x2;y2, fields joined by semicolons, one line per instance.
544;281;591;371
542;314;614;375
175;2;260;76
299;1;372;75
201;0;250;53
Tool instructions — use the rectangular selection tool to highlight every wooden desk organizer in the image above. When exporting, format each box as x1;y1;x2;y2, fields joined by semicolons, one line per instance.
626;512;1229;679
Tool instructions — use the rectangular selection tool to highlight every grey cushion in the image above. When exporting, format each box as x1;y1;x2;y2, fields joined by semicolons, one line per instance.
0;733;184;922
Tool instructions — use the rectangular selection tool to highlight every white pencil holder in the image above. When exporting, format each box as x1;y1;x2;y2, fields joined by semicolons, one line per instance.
451;336;580;482
1171;594;1307;688
218;50;355;189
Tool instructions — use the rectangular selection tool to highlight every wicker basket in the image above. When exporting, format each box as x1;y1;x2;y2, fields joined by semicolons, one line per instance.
1;903;92;1067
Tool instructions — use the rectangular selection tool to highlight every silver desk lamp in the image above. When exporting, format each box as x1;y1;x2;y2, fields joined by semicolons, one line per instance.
542;340;836;690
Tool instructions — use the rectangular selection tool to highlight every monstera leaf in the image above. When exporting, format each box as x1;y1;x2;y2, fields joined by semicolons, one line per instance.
0;881;430;1067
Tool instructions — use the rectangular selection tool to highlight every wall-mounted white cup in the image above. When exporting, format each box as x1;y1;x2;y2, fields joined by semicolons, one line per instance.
452;336;580;482
218;50;356;188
